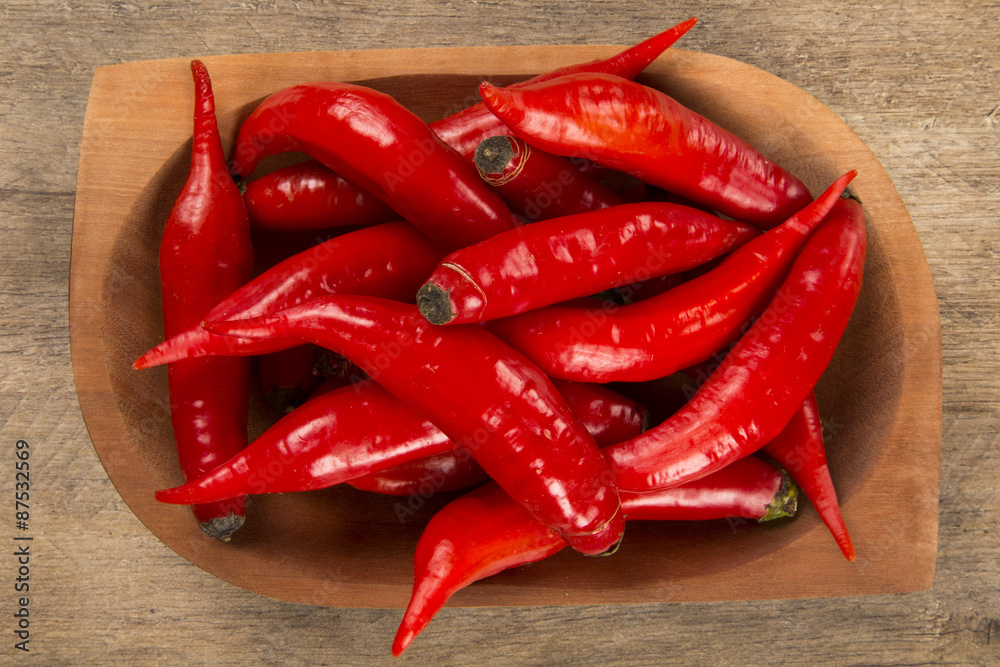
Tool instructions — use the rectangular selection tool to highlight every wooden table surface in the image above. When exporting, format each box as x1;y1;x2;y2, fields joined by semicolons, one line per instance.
3;1;998;664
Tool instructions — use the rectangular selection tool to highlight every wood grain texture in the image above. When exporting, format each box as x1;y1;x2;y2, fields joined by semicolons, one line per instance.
3;0;998;664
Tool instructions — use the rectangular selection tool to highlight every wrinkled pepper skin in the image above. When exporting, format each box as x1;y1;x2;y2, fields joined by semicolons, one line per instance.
133;221;445;369
763;391;855;561
487;172;856;382
158;60;255;540
606;195;867;492
392;454;795;656
417;201;759;326
155;378;646;502
432;18;697;160
242;159;396;231
202;296;624;556
479;72;813;228
229;82;516;251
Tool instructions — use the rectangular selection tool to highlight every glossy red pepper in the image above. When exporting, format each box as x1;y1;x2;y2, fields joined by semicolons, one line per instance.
242;159;397;231
478;72;813;228
763;391;855;561
392;454;796;656
132;221;444;369
606;194;867;491
155;378;645;502
229;82;516;251
432;18;697;159
416;201;759;325
635;368;855;562
158;61;255;540
473;135;624;221
486;172;856;382
349;380;647;495
199;296;624;556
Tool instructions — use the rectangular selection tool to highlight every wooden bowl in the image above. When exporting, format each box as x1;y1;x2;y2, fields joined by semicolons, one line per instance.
70;46;941;608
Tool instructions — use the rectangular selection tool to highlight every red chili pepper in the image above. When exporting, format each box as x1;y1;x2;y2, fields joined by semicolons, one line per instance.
392;454;795;656
416;202;760;325
158;60;255;540
486;172;856;381
762;391;855;561
473;135;624;221
478;72;813;228
132;221;444;369
229;83;517;251
432;18;697;160
605;194;867;491
348;380;647;496
198;296;625;555
157;381;449;500
242;159;397;231
155;377;645;503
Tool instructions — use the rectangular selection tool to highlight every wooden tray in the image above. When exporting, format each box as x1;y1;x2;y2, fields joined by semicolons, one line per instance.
70;45;941;608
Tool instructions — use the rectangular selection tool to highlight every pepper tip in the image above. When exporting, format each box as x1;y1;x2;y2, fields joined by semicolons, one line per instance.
391;626;417;657
478;80;506;109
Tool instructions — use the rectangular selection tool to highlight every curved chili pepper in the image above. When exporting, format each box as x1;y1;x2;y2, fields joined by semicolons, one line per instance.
242;159;397;231
478;72;812;228
763;391;855;561
132;221;444;369
158;60;255;540
416;202;759;325
229;82;517;251
392;454;795;656
198;296;624;555
473;135;624;221
606;194;867;491
158;381;449;500
432;18;697;160
155;377;645;503
485;172;856;381
348;380;647;496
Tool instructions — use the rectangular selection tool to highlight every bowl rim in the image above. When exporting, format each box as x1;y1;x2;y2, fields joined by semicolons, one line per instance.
70;44;941;608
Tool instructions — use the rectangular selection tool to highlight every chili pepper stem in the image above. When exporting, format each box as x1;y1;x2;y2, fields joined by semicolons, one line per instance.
475;135;517;176
415;282;455;325
199;511;246;542
761;471;798;522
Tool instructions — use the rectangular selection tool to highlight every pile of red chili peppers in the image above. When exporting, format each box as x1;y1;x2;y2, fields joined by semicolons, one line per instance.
138;18;868;655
